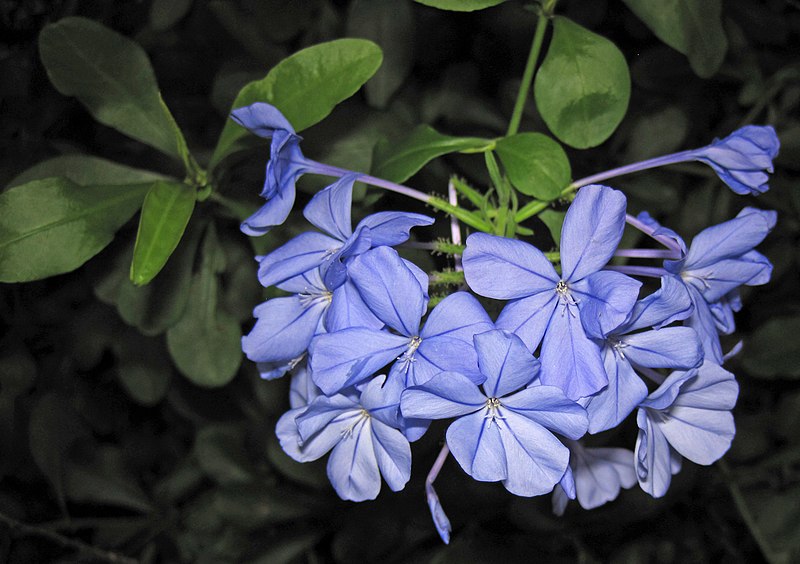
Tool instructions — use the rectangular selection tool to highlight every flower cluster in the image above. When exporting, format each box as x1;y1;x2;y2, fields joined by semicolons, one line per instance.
234;102;778;543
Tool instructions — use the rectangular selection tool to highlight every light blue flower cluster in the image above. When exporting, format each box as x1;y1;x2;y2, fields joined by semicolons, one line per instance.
233;102;778;543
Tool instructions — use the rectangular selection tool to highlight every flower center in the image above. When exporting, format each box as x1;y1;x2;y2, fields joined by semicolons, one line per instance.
298;289;333;308
484;397;505;426
341;409;370;438
555;279;579;314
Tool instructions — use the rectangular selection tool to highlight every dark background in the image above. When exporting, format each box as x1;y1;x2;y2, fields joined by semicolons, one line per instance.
1;0;799;562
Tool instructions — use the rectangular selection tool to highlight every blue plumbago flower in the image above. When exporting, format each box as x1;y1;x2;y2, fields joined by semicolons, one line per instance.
277;374;411;502
309;245;493;396
256;174;434;290
583;275;703;434
463;184;642;400
231;103;314;234
242;267;382;376
691;126;780;196
665;207;776;363
635;361;738;498
552;440;636;515
401;330;588;497
275;363;322;459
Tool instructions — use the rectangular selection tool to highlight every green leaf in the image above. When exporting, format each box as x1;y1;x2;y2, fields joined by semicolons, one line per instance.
64;446;153;513
7;154;170;188
0;177;149;283
373;125;493;183
742;317;800;379
130;180;196;285
534;16;631;149
194;425;255;486
347;0;414;108
28;393;90;512
166;224;242;387
621;0;727;78
414;0;506;11
495;133;571;200
95;220;201;336
39;17;189;159
210;38;383;168
114;330;173;406
538;209;566;246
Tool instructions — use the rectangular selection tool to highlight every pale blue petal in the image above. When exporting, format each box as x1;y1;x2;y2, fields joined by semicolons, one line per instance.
401;371;486;419
289;365;319;409
241;181;297;236
427;488;452;544
573;446;636;509
573;271;640;339
308;328;408;395
277;268;326;294
326;279;383;332
446;410;507;482
686;285;724;364
242;296;326;363
463;233;559;299
540;303;607;400
303;175;354;241
415;336;485;385
327;417;381;501
257;232;341;288
370;419;412;492
474;330;540;398
275;407;307;461
635;409;676;498
420;292;493;341
658;406;735;465
690;255;773;303
551;484;570;516
499;410;570;497
621;275;693;332
295;394;360;441
321;225;373;290
403;259;430;302
348;246;426;335
672;361;739;411
356;211;435;247
502;386;588;440
640;370;696;411
496;293;558;352
560;185;627;281
584;348;647;434
360;374;402;429
622;327;704;369
231;102;295;136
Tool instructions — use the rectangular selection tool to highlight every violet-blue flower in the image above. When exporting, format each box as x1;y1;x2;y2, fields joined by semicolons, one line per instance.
256;174;433;290
635;361;738;498
401;330;588;497
231;102;313;234
309;245;493;396
463;184;641;400
552;441;636;515
583;275;703;433
277;374;411;502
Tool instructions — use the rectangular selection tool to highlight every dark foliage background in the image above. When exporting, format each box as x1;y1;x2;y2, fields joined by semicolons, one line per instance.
1;0;799;562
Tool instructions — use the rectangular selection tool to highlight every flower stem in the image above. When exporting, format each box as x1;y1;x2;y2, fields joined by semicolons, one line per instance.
506;9;550;137
570;149;698;190
309;161;432;204
614;248;681;259
604;265;668;278
625;213;683;254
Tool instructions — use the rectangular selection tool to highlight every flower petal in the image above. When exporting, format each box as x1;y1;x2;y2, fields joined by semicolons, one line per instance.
621;275;693;332
303;174;354;241
503;386;588;440
474;330;540;398
327;417;381;501
257;232;341;288
584;348;647;434
231;102;295;136
421;292;493;341
573;270;640;339
326;279;383;332
356;211;435;247
370;419;412;492
446;410;507;482
242;296;326;363
635;409;677;498
622;327;704;370
560;185;627;281
496;293;558;352
401;371;486;420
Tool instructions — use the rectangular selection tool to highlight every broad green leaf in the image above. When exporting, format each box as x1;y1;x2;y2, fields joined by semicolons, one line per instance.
414;0;506;11
495;133;570;200
539;209;566;246
621;0;727;78
742;317;800;379
373;125;493;183
166;224;242;387
28;393;90;512
534;16;631;149
210;39;383;168
194;425;255;485
347;0;414;108
0;177;149;283
64;446;153;513
95;220;201;336
39;17;189;159
130;180;196;285
114;330;172;406
7;154;170;189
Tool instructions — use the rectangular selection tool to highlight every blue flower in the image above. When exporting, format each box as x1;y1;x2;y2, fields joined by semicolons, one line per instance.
277;375;411;502
256;174;433;290
635;361;738;498
552;441;636;515
583;275;703;434
463;184;641;399
309;247;494;440
231;103;313;234
691;125;780;196
401;330;588;497
665;207;776;362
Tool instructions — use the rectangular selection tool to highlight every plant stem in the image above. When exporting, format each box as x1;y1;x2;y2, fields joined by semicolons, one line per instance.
506;10;550;137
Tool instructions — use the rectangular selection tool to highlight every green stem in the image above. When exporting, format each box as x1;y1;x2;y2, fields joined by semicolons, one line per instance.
506;9;551;137
514;183;573;223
